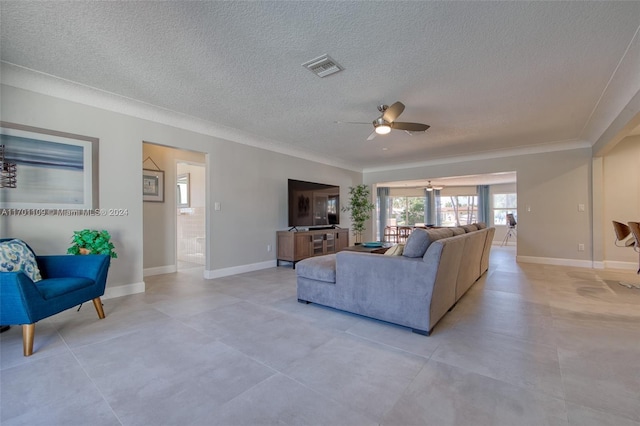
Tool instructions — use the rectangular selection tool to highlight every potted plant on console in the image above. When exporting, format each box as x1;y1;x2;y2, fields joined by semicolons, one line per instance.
68;229;118;258
342;184;375;244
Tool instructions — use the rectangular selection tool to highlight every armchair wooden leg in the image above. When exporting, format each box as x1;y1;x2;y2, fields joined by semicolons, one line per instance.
23;323;35;357
92;297;106;319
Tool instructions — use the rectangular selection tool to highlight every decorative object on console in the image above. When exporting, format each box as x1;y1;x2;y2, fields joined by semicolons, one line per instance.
362;242;383;248
341;184;375;244
68;229;118;258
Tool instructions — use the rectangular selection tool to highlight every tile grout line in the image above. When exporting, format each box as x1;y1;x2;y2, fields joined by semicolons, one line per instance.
61;329;126;426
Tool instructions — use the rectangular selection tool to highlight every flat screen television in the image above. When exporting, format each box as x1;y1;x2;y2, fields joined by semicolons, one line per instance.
288;179;340;228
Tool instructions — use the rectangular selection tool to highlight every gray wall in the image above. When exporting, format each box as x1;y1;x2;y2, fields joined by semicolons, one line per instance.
601;135;640;266
1;85;361;294
364;148;594;264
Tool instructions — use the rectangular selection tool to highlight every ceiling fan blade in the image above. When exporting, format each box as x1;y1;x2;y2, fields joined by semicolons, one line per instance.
381;101;405;122
391;122;430;132
366;131;377;141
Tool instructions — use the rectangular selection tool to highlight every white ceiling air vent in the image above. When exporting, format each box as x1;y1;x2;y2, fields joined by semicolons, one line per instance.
302;54;344;78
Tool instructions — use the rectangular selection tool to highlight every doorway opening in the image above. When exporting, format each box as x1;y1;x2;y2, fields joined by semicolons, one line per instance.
176;161;206;270
142;142;208;278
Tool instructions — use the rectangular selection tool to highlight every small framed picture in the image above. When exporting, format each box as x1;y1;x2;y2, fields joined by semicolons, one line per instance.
143;169;164;202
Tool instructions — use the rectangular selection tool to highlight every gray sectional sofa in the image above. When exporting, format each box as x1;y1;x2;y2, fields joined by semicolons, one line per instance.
296;224;495;335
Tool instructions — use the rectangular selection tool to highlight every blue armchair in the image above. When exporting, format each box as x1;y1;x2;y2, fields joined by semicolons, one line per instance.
0;238;110;356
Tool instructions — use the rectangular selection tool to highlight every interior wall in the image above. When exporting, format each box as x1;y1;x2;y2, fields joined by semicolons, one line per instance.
602;135;640;268
1;84;361;293
364;148;593;264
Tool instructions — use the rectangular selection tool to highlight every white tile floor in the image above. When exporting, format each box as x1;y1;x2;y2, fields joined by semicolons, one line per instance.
1;246;639;426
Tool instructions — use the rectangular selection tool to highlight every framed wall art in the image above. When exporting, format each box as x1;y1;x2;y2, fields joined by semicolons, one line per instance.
143;169;164;202
0;121;99;210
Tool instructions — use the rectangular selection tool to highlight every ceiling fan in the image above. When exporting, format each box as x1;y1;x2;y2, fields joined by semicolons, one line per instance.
337;101;430;140
425;180;443;191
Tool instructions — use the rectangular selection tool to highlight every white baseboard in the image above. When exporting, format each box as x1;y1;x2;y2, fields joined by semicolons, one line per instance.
143;265;177;277
204;260;277;279
603;260;638;271
516;255;594;269
103;281;145;299
517;256;638;271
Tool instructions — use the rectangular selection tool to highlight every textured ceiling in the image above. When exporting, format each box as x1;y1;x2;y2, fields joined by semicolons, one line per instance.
1;1;639;171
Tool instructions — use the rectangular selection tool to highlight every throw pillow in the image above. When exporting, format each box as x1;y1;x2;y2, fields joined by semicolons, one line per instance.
384;244;404;256
0;239;42;282
403;229;431;258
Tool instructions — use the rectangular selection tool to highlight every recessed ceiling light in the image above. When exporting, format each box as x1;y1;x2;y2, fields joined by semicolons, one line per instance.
382;147;388;151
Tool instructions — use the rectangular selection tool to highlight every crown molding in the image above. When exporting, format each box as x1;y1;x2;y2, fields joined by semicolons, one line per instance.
0;62;362;172
363;139;592;174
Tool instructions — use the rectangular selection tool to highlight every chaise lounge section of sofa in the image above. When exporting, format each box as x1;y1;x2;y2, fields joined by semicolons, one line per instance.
296;224;495;335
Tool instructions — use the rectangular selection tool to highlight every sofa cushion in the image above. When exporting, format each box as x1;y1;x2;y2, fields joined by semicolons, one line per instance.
402;229;430;257
36;277;95;300
475;222;487;229
0;239;42;282
450;227;466;236
296;254;336;283
384;244;404;256
403;228;454;258
427;228;455;241
461;224;478;232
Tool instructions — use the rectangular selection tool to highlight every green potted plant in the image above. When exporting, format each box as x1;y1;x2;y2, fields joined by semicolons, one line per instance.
341;184;375;244
68;229;118;258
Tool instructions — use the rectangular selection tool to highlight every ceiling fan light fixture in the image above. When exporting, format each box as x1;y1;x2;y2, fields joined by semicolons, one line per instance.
373;118;391;135
375;124;391;135
425;180;443;192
